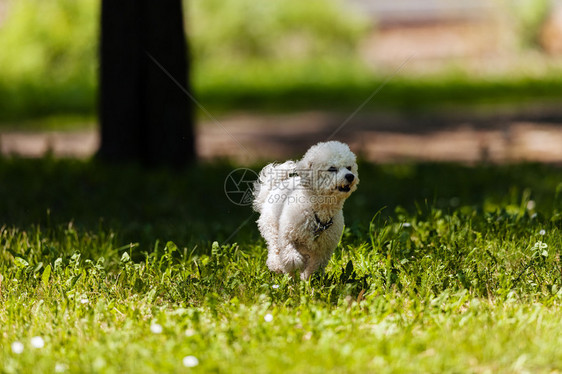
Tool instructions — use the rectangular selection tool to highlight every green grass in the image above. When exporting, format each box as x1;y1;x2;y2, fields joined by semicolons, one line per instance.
1;158;562;372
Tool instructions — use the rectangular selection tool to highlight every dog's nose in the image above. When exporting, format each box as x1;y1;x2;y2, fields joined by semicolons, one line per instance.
345;174;354;183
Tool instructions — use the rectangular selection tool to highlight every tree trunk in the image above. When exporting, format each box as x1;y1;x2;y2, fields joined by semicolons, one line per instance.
98;0;195;167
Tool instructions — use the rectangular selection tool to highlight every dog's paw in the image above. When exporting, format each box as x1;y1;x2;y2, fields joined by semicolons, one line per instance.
283;252;307;273
300;270;312;281
266;256;283;273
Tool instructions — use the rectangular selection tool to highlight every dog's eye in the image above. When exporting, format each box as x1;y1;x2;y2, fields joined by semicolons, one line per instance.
346;166;352;171
328;166;337;172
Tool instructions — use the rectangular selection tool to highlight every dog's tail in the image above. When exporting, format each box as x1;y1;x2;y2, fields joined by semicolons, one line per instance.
253;161;296;213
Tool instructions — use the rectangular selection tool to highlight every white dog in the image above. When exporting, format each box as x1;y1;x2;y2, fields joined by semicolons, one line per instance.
253;141;359;280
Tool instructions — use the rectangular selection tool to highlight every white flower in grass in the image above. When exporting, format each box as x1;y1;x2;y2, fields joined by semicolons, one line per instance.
539;229;546;236
31;336;45;348
534;241;548;250
527;200;536;210
150;323;163;334
185;329;196;337
272;284;280;289
80;298;89;305
11;341;24;354
55;363;68;373
183;355;199;367
264;313;273;322
402;223;411;228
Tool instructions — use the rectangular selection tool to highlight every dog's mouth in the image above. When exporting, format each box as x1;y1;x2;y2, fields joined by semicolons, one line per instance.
337;185;351;192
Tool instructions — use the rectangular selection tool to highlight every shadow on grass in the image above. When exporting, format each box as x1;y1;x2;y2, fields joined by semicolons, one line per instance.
0;156;560;250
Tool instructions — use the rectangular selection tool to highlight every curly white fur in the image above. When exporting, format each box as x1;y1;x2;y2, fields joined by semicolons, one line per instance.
253;141;359;280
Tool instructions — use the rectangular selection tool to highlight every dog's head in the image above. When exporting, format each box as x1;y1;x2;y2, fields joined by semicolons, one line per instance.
297;141;359;197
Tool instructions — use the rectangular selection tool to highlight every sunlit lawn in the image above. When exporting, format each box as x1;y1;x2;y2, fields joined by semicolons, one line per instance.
1;158;561;372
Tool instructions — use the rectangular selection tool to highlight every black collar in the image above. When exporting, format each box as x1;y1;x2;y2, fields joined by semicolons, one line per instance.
313;213;333;240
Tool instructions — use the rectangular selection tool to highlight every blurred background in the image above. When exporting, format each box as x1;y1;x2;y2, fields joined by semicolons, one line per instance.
1;0;562;247
1;0;562;163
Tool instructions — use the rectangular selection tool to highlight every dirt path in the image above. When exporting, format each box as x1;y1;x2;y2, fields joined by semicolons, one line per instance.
2;111;562;164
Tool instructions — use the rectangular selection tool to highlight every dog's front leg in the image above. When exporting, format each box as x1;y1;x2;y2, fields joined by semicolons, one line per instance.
280;242;307;275
300;262;319;281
